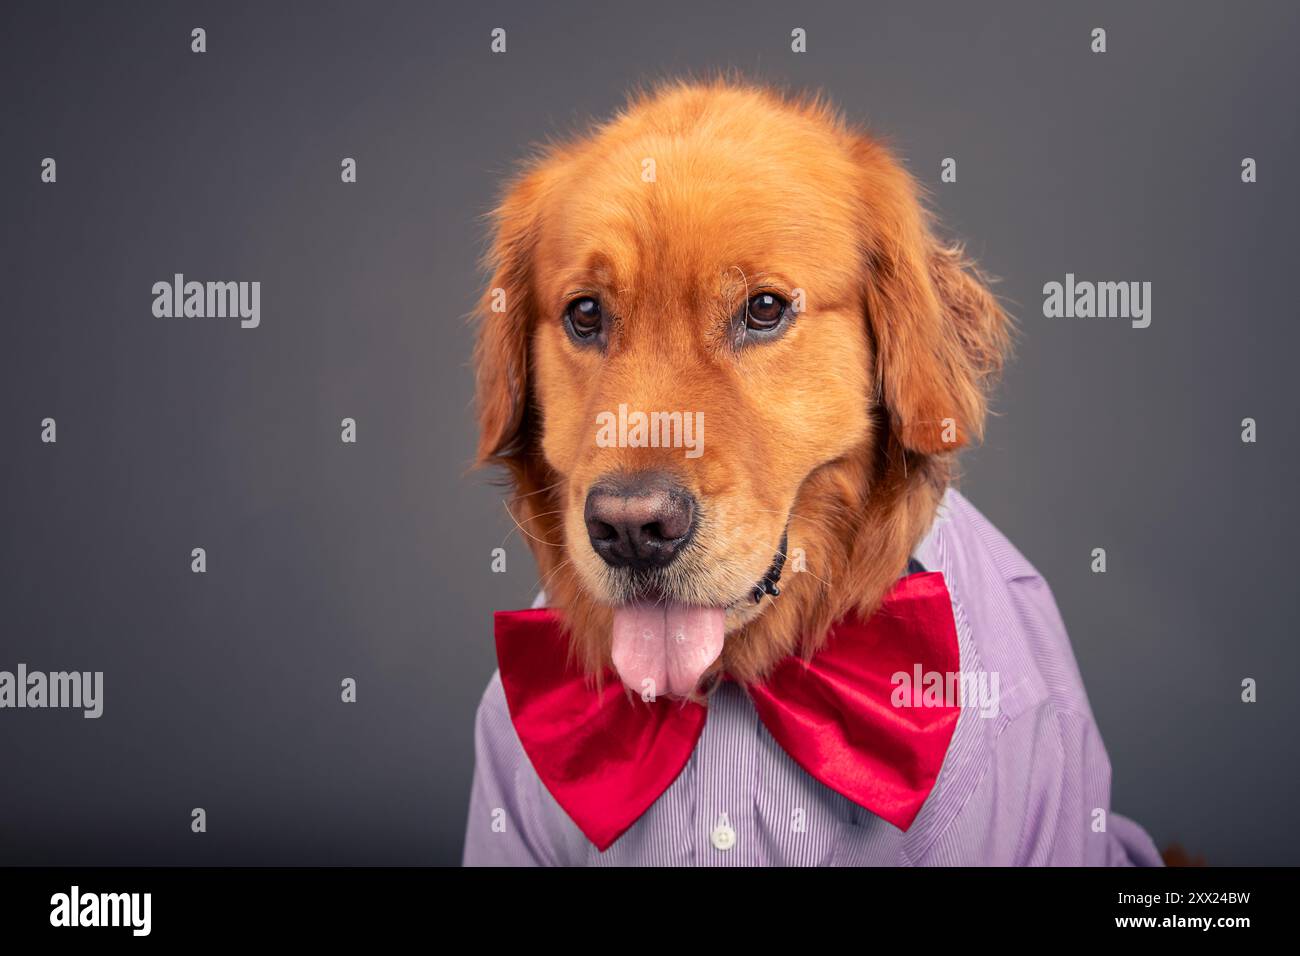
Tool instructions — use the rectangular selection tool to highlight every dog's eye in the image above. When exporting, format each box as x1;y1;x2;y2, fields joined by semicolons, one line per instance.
564;297;603;341
745;292;788;331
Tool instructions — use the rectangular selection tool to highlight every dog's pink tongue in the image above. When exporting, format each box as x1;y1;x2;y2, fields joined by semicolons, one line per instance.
611;603;726;698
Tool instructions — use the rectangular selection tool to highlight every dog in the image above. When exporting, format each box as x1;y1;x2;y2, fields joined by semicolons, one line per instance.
463;79;1161;866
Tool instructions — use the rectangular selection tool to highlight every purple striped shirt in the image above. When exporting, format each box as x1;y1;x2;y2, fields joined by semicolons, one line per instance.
462;489;1162;866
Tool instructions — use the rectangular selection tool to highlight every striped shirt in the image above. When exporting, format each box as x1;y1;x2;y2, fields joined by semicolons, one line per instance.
462;489;1162;866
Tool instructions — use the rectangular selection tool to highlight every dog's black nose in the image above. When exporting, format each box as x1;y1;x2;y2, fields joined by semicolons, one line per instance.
584;474;697;569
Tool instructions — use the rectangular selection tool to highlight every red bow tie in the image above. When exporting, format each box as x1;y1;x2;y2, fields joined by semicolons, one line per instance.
494;571;961;851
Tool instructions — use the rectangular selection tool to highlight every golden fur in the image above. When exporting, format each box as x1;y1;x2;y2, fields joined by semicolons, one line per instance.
474;78;1010;687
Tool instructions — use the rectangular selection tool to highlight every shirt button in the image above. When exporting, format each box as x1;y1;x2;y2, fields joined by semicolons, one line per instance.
711;822;736;851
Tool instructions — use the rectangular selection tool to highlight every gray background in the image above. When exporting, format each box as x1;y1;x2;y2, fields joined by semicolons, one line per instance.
1;0;1296;866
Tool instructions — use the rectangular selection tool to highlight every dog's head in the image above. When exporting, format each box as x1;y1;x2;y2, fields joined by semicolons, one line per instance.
475;80;1008;696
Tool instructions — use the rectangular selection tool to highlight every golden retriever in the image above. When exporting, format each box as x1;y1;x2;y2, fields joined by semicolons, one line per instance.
474;78;1009;696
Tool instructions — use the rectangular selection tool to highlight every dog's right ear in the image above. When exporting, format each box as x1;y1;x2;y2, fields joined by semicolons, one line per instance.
473;166;550;469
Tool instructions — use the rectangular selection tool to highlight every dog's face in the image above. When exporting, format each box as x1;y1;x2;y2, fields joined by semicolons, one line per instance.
534;110;876;622
476;82;1007;696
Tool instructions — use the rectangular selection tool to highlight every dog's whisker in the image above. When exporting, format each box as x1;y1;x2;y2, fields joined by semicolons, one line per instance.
507;478;565;505
515;508;567;524
747;506;848;542
501;501;566;549
537;555;574;600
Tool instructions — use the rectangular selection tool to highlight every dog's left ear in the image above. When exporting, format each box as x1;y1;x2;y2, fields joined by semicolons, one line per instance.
854;138;1011;454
